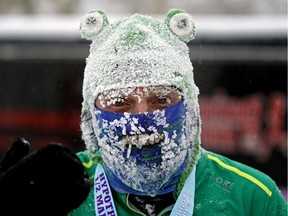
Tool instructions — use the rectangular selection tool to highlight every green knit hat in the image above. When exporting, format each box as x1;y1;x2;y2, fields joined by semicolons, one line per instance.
79;9;201;169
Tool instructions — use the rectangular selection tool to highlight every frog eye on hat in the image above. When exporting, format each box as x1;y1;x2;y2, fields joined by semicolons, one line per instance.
79;10;109;40
165;8;196;43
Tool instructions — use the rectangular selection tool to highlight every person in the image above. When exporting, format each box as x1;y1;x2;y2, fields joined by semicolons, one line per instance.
69;8;287;215
0;8;287;216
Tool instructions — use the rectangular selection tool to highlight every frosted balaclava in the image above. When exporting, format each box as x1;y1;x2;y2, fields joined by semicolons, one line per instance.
79;8;201;196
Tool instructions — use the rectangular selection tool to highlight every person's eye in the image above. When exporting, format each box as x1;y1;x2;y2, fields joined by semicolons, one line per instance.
157;97;171;104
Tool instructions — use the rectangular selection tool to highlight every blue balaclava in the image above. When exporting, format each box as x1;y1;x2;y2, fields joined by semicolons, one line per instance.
79;8;201;196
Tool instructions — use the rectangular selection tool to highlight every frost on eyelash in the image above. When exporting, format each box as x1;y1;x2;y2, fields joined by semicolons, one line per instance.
106;98;124;107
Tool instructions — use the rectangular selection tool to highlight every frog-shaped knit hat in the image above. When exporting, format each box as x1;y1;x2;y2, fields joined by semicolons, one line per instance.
79;9;201;188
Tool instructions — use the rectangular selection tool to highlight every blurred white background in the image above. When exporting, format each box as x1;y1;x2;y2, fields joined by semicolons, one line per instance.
0;0;286;15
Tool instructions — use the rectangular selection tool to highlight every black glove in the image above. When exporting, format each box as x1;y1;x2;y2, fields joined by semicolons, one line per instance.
0;138;90;216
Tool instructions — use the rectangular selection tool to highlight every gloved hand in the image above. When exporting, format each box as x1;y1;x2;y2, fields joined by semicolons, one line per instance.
0;138;90;216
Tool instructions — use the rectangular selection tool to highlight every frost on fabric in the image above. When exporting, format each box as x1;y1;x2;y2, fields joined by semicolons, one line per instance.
100;135;187;195
81;13;201;156
80;11;202;194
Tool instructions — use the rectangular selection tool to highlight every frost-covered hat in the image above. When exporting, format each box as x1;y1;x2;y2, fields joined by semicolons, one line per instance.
79;8;201;179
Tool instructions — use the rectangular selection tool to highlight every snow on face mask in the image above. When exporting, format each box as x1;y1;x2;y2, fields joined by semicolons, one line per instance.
93;100;188;195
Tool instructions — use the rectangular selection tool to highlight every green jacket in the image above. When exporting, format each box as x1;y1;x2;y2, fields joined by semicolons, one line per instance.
69;149;287;216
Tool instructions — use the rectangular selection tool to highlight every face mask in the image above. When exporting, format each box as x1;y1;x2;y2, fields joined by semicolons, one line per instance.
93;100;188;196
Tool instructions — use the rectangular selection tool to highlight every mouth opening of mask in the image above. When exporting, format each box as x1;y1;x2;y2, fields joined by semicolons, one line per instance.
117;132;164;150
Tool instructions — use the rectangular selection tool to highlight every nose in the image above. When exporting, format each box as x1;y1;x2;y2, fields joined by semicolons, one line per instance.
132;100;150;114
